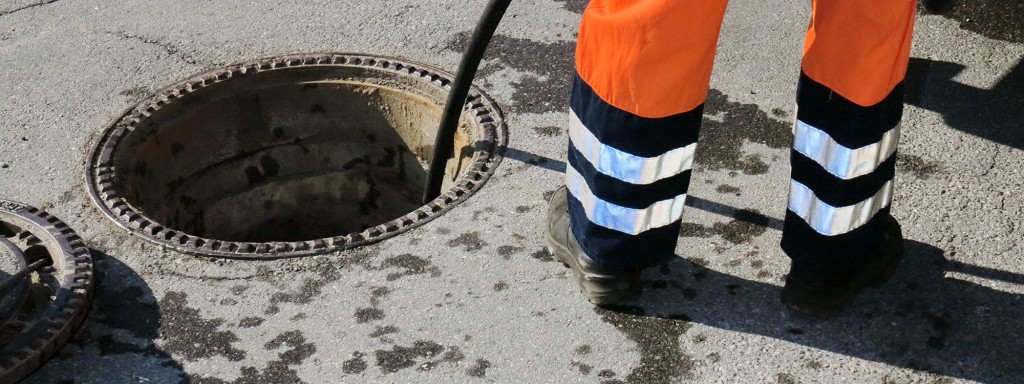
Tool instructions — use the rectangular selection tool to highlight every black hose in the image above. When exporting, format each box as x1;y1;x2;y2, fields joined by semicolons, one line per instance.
422;0;512;204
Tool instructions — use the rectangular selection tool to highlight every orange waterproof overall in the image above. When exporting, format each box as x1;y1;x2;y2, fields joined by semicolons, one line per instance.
565;0;917;272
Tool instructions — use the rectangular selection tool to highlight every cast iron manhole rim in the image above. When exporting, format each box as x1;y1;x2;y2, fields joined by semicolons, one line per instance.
86;53;507;259
0;200;94;383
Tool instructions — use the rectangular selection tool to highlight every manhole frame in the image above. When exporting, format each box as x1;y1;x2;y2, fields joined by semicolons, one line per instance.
0;200;94;383
86;53;507;259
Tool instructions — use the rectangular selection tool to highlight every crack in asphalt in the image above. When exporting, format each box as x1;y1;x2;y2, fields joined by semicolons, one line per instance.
0;0;61;17
105;31;199;65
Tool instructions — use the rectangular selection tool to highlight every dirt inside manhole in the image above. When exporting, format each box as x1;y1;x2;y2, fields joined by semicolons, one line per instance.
89;55;505;257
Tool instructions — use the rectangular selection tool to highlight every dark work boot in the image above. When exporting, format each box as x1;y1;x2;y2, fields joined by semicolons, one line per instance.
781;215;905;317
546;187;641;305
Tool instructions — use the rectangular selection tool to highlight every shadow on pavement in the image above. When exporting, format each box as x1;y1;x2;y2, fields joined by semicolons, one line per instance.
23;249;187;384
906;57;1024;151
603;240;1023;383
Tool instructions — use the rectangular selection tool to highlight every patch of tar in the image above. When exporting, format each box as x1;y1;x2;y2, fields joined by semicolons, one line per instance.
695;89;792;174
158;291;245;362
447;232;488;251
897;153;941;179
595;306;694;383
466;359;492;378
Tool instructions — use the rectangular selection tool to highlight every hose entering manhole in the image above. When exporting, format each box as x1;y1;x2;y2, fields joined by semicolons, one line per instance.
87;54;507;258
0;201;94;383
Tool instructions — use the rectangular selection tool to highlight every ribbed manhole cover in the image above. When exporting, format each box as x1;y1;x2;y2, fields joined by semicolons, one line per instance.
87;53;507;258
0;200;94;383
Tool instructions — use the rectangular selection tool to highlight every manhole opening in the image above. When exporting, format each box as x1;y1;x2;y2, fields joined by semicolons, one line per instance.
88;54;507;258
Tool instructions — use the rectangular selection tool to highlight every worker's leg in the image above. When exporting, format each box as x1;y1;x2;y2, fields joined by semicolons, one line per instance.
566;0;729;270
782;0;917;277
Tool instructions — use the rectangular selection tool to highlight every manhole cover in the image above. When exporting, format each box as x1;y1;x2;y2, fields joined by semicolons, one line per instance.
0;200;94;383
87;53;507;258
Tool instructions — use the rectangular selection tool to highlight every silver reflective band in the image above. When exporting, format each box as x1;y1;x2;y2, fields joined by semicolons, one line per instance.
569;111;696;185
566;166;687;235
788;179;894;236
793;120;900;180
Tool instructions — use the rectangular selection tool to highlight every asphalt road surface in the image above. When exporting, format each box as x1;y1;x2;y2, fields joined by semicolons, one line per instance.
1;0;1022;383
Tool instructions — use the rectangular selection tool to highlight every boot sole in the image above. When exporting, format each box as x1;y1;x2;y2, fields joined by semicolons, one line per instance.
546;232;640;305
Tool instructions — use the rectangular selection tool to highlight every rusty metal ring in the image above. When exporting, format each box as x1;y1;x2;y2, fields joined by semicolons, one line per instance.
0;201;94;383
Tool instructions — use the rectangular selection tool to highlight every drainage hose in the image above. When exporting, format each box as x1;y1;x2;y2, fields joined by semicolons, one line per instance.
423;0;512;204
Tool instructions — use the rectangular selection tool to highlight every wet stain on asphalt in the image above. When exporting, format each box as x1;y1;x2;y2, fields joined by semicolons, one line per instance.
595;306;694;383
120;86;150;99
373;340;446;373
696;89;792;174
355;307;385;323
369;325;400;339
497;245;524;259
381;253;441;281
447;232;488;251
466;359;493;378
554;0;587;14
343;352;368;374
158;291;246;362
446;33;574;114
777;372;797;384
679;209;770;244
533;126;564;137
572;361;594;375
532;248;556;262
239;317;265;328
264;330;316;365
716;184;741;195
897;153;941;179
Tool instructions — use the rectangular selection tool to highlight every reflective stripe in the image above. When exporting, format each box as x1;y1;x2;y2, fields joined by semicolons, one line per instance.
788;179;893;236
793;120;900;180
566;166;687;235
569;111;696;185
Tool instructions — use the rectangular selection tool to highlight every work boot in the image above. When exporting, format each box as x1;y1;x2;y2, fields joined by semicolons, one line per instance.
546;187;641;305
781;215;904;317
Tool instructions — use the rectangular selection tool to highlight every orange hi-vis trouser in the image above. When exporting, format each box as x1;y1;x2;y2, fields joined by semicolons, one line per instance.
565;0;917;272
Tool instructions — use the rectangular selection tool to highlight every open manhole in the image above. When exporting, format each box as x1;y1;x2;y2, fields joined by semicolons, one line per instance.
87;53;506;258
0;200;94;383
